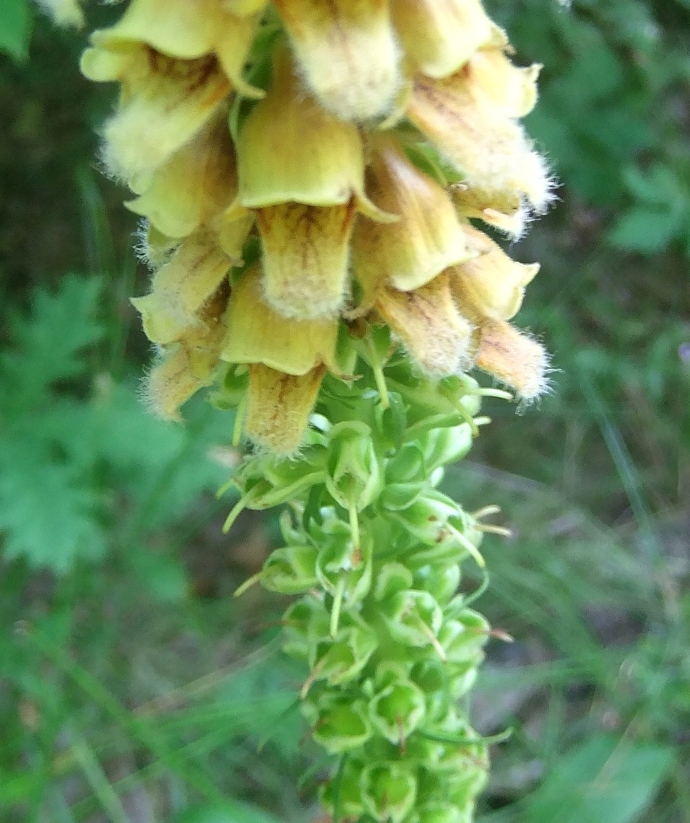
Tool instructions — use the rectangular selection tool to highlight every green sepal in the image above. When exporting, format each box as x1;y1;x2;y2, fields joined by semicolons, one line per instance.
373;563;414;602
379;590;443;648
315;526;373;606
310;616;378;686
368;665;427;743
303;692;373;753
260;544;319;595
326;421;382;511
360;762;417;823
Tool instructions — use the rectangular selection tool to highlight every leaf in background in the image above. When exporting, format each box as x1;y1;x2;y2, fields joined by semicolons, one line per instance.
0;0;32;63
0;433;106;571
608;206;687;253
524;734;675;823
0;274;104;411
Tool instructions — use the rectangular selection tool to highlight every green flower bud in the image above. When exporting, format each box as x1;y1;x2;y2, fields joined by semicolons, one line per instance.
326;421;382;511
260;545;319;594
380;590;443;649
361;762;418;823
303;690;372;753
368;665;427;743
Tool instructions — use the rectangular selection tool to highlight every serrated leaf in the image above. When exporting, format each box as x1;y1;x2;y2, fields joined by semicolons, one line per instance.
524;735;674;823
0;433;106;572
0;275;104;411
0;0;32;63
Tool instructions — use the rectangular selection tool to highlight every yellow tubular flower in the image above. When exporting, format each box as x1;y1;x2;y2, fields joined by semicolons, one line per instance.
132;233;233;345
475;320;549;402
273;0;401;120
232;47;392;320
125;110;239;240
352;136;474;303
407;43;551;232
448;226;539;323
222;266;340;452
374;273;475;377
245;364;327;454
80;0;262;189
144;288;228;421
389;0;496;79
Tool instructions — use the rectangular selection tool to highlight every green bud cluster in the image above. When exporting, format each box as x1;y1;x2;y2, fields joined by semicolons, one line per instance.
222;327;500;823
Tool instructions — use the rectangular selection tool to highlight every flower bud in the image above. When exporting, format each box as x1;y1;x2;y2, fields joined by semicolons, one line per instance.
274;0;401;120
304;693;373;753
325;422;382;511
361;762;417;823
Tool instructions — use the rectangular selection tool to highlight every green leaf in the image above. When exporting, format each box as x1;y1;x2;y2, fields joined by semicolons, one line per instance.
0;433;106;571
0;274;104;411
608;206;687;253
0;0;32;63
524;735;675;823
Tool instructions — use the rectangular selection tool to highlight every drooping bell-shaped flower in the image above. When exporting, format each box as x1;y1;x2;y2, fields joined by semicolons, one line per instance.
374;273;475;378
407;41;550;236
475;320;549;402
132;232;233;345
222;265;341;452
273;0;401;120
144;285;228;420
80;0;261;189
232;46;392;320
448;226;539;323
352;136;474;302
125;110;238;241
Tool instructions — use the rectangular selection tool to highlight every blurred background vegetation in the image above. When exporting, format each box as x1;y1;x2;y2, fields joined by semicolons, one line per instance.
1;0;689;821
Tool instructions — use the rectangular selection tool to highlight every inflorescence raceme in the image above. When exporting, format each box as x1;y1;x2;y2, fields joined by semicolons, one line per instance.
77;1;554;821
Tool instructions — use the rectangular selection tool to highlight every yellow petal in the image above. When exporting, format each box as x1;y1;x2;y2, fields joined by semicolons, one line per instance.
256;200;357;320
235;47;377;211
390;0;494;79
145;346;204;421
475;320;549;401
352;137;474;297
376;274;475;377
449;226;539;322
222;266;339;374
273;0;401;120
408;70;552;214
132;235;232;344
126;110;238;238
145;309;225;420
91;0;261;94
245;364;326;454
466;47;541;118
82;43;231;188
